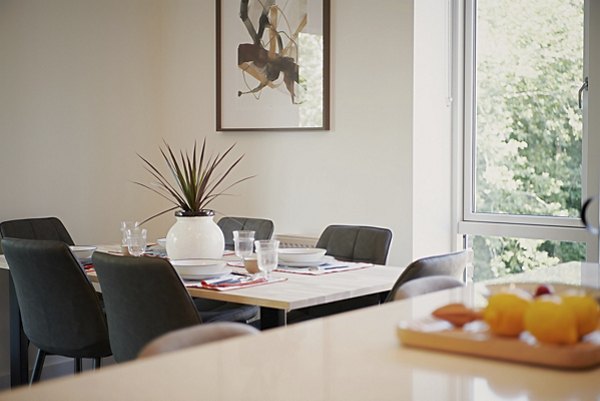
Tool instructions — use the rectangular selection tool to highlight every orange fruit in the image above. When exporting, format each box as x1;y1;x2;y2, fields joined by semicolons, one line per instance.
484;289;532;337
524;295;578;345
561;292;599;337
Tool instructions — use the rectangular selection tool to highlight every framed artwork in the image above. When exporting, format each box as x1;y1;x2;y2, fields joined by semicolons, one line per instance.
216;0;330;131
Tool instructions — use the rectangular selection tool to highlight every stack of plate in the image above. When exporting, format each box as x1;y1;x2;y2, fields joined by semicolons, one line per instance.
170;259;230;280
69;245;97;262
278;248;329;267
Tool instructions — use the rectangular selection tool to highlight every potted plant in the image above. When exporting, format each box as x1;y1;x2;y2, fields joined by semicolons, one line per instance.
135;138;253;259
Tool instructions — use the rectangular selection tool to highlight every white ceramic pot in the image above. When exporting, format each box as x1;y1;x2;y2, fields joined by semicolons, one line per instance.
165;212;224;260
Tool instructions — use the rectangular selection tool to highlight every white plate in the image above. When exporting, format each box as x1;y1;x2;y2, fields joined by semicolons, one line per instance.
69;245;97;260
279;255;335;268
170;259;227;274
278;248;327;264
179;268;232;281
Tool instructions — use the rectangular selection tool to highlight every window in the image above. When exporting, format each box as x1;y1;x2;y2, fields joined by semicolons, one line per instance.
467;235;586;282
459;0;597;280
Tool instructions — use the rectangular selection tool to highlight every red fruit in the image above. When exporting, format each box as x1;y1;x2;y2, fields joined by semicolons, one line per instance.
534;284;554;297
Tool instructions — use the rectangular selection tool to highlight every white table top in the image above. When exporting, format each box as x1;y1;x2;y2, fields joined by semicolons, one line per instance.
1;283;598;401
183;263;402;311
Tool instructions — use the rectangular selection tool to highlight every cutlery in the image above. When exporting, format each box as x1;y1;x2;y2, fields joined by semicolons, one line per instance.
306;264;349;271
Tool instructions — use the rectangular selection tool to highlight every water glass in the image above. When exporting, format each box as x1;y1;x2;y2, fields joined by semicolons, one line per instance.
120;221;139;248
233;230;255;261
255;239;279;280
126;227;147;257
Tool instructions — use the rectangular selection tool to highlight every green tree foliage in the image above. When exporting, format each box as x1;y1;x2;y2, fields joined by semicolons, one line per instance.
298;33;323;127
472;0;585;280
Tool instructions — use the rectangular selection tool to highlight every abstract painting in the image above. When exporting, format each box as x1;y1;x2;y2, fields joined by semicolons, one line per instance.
217;0;330;131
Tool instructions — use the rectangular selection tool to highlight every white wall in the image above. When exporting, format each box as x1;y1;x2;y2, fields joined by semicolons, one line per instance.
158;0;416;267
412;0;454;258
0;0;168;244
0;0;455;384
0;0;423;267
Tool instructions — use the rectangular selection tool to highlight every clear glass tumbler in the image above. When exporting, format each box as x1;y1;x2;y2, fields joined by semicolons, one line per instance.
126;227;147;257
254;239;279;280
120;221;139;253
233;230;255;262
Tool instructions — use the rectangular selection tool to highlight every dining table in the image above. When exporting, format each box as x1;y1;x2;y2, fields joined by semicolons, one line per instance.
0;247;404;388
1;270;599;401
89;245;404;330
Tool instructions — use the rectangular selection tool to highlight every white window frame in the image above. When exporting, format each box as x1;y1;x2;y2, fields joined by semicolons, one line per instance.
455;0;599;262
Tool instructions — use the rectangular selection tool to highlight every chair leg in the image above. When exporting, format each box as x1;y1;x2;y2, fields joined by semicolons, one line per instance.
93;357;102;370
29;349;46;385
74;358;82;374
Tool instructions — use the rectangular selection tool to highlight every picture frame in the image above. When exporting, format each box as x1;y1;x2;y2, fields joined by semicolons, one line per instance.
216;0;330;131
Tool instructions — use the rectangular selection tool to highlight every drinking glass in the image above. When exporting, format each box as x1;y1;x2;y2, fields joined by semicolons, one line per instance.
233;230;255;262
120;221;139;253
255;239;279;280
126;227;147;257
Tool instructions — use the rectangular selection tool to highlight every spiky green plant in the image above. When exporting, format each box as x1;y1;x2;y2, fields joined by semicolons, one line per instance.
135;138;253;225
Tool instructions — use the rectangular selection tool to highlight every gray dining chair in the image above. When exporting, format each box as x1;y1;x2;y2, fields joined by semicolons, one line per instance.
92;252;203;363
287;224;393;323
315;224;392;265
217;216;275;251
138;322;260;359
0;217;74;254
385;249;473;302
2;238;111;384
390;276;465;301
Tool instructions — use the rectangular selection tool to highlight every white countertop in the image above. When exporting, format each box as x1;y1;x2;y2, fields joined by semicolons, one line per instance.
2;254;599;400
1;283;598;401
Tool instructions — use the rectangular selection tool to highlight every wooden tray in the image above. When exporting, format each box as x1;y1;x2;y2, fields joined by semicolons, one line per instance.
397;317;600;370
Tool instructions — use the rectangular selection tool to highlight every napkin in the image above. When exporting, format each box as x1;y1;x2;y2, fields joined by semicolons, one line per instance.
184;274;286;291
202;274;259;287
276;262;372;275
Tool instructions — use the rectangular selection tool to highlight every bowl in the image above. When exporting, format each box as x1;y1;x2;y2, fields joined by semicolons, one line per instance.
69;245;97;260
170;259;228;279
157;238;167;248
278;248;327;264
243;255;260;274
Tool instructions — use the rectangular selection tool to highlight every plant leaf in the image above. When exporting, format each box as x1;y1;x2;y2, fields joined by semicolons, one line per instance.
135;138;254;223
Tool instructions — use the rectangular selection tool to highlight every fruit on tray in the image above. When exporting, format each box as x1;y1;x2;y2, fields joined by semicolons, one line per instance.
534;284;554;297
483;289;533;337
524;291;599;344
561;291;600;337
432;303;482;327
430;285;600;344
524;295;579;345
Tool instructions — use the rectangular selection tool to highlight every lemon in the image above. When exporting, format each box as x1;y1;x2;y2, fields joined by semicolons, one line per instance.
561;292;599;337
484;289;532;337
524;295;578;345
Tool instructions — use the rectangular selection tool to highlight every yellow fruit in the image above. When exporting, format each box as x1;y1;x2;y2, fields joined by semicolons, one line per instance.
484;290;532;336
524;295;578;345
561;292;599;337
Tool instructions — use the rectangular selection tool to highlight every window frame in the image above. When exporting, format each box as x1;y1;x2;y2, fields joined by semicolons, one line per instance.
457;0;598;262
